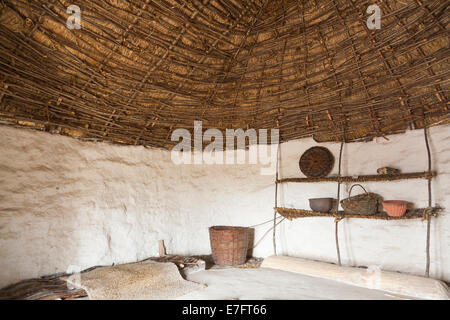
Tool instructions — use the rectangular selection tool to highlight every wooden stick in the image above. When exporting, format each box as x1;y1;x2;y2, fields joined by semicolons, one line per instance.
335;140;344;266
273;143;280;256
275;207;441;220
158;240;167;257
424;122;433;277
277;171;436;184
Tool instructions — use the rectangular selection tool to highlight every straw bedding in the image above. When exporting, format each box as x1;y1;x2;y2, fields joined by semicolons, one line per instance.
64;261;204;300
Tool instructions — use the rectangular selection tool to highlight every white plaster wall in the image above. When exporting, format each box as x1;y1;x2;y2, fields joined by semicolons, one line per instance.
0;125;275;288
0;124;448;288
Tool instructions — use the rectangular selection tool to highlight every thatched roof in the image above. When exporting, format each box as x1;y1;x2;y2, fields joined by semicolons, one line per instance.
0;0;448;148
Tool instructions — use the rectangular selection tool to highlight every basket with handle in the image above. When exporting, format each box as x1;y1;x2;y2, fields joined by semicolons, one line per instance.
340;184;380;215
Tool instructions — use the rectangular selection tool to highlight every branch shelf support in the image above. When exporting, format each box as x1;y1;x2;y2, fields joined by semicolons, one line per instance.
275;207;441;220
424;123;433;278
335;140;344;266
277;171;435;184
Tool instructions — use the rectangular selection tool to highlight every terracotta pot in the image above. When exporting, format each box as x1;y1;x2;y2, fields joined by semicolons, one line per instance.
382;200;408;217
309;198;334;213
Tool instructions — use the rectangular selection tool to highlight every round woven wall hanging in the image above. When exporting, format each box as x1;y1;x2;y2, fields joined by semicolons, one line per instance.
299;146;335;178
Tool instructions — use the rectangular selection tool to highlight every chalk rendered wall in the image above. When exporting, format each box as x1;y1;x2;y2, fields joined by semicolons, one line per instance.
0;124;448;288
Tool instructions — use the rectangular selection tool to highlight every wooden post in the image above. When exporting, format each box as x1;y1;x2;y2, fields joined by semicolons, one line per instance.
335;140;344;266
423;124;432;277
158;240;167;257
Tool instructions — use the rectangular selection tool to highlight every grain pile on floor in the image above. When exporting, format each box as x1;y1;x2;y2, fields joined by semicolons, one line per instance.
64;261;204;300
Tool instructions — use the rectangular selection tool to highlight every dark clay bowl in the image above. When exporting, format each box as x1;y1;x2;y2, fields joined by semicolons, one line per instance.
309;198;334;213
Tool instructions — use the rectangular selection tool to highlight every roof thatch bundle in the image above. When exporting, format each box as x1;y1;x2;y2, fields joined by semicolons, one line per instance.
0;0;448;148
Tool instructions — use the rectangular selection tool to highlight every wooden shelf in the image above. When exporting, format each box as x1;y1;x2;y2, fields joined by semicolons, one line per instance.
275;207;442;221
276;171;435;184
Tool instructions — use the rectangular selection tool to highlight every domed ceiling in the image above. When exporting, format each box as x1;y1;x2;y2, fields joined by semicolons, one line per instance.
0;0;448;148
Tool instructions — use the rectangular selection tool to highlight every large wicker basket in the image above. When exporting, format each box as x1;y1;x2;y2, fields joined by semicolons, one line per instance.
209;226;250;266
340;184;380;215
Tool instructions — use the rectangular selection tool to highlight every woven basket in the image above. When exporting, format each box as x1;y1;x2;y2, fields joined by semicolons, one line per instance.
209;226;250;266
340;184;380;215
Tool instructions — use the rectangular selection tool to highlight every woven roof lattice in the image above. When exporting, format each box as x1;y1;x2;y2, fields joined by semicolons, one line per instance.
0;0;449;148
